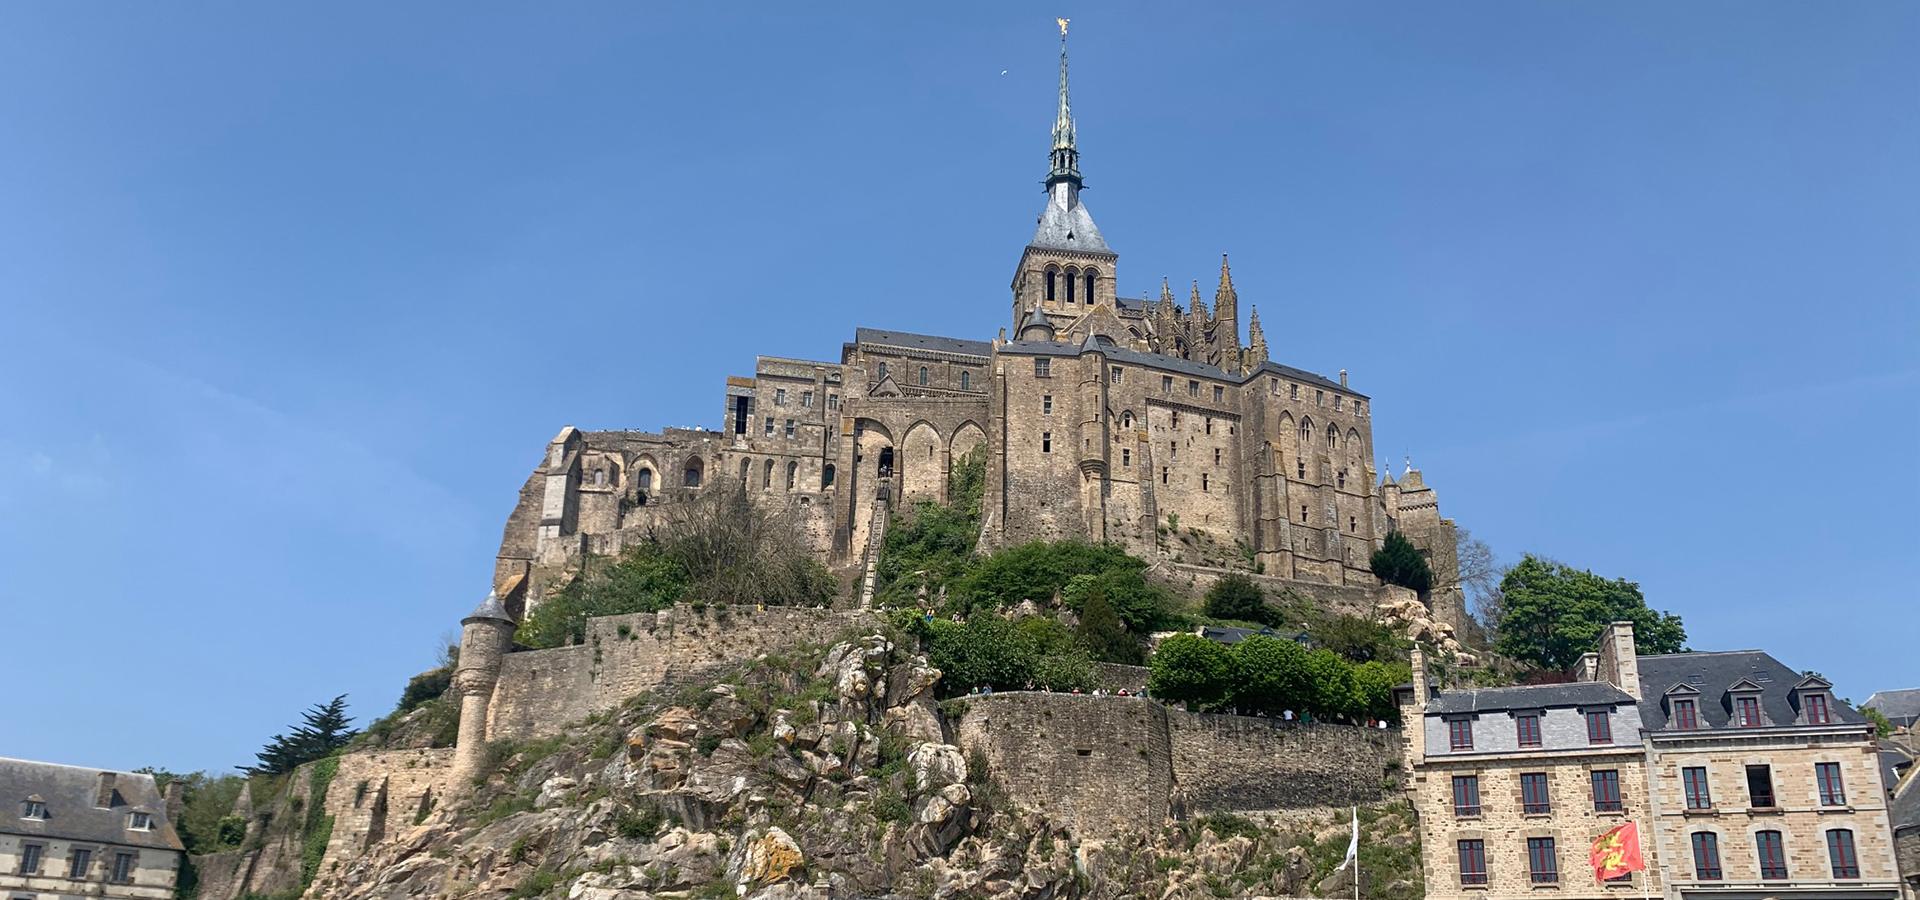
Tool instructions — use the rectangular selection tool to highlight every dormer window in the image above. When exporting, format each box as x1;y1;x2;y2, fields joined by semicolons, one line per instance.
1805;693;1831;724
22;798;47;820
128;811;153;831
1672;698;1699;730
1736;695;1762;727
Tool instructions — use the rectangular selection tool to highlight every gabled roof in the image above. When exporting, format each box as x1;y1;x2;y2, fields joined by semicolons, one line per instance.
1865;687;1920;723
853;328;993;358
1636;650;1866;732
1425;681;1635;716
0;759;183;851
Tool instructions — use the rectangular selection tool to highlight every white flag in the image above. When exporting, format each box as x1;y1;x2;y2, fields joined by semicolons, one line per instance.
1335;805;1359;871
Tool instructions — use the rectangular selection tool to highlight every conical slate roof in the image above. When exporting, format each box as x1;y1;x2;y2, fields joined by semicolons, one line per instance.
464;590;515;625
1030;184;1111;254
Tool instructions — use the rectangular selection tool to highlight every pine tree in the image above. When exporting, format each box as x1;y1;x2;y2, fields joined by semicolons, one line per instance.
1370;531;1433;594
241;695;358;776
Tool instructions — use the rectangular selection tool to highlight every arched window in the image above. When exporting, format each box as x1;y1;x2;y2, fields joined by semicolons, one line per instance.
762;458;775;489
1064;267;1077;304
1337;469;1346;489
1084;267;1098;304
1045;267;1058;301
636;468;653;492
739;458;751;482
683;457;704;488
1327;424;1339;449
918;366;929;386
960;371;971;390
821;464;836;489
1299;417;1314;443
1121;411;1133;429
876;362;888;381
593;469;606;487
786;461;798;490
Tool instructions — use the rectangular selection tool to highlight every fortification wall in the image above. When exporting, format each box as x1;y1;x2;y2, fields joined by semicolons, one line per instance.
487;604;876;741
955;693;1404;837
1165;708;1397;813
1160;562;1383;619
954;694;1174;836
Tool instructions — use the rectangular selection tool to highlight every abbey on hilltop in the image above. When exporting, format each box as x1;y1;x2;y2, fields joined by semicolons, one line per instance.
491;28;1464;623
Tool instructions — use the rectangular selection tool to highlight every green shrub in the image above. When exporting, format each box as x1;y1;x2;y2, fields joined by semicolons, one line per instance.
1147;634;1239;711
1203;574;1272;626
924;615;1095;697
1369;531;1433;594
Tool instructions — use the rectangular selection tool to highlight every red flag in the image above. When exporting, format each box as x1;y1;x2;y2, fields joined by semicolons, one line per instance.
1591;822;1645;881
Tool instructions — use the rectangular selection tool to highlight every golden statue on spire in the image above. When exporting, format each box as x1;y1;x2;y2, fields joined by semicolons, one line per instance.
1057;17;1070;37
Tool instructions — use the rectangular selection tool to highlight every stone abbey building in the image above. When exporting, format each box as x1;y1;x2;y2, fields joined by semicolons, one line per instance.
492;31;1462;617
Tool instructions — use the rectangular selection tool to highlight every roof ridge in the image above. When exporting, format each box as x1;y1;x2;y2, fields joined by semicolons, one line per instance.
0;757;155;777
1639;649;1766;659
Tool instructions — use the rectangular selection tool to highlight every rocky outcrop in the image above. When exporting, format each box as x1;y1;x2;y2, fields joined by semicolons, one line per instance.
299;635;1423;900
1375;587;1477;665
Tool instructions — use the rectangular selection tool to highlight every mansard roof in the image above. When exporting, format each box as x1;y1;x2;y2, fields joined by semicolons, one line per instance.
0;758;184;851
1425;681;1635;716
1635;650;1867;732
853;328;993;358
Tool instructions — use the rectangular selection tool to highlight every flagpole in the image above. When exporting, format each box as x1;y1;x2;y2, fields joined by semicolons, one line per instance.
1353;806;1361;900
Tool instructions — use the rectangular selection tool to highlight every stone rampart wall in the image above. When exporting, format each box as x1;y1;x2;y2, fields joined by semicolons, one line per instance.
487;604;876;741
1165;708;1398;813
955;692;1404;837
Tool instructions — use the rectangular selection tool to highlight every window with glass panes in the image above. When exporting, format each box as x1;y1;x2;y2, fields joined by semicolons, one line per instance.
1458;840;1487;885
1591;769;1623;811
1827;829;1859;878
1586;709;1613;744
1691;832;1722;880
1521;772;1551;813
1817;762;1846;806
1448;718;1473;750
1527;837;1559;883
1672;698;1699;729
1756;830;1788;880
1747;764;1777;808
1683;767;1712;809
1806;693;1831;724
1515;712;1542;748
1736;695;1762;726
1452;775;1481;816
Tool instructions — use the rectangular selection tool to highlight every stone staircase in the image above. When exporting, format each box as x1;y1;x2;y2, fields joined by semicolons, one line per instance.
857;490;892;609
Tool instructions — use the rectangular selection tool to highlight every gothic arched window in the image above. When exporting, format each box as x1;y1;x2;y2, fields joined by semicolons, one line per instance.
1064;267;1077;304
1327;424;1339;449
739;458;751;482
1045;267;1058;302
918;366;929;386
786;461;798;490
1084;267;1098;304
822;464;836;489
1299;416;1314;443
683;457;704;488
876;362;887;381
960;371;971;390
636;468;653;492
763;458;775;489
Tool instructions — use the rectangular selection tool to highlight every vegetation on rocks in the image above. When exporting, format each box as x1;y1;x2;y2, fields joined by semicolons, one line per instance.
518;480;836;649
243;695;358;776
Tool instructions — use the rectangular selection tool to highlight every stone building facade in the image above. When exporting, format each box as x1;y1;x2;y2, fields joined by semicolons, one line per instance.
488;30;1468;627
1405;623;1903;900
0;759;184;900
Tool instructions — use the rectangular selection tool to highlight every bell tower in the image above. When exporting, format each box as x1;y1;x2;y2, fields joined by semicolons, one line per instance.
1010;19;1118;338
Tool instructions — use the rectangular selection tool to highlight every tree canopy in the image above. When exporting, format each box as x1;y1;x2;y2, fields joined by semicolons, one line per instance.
1203;573;1273;625
1492;555;1686;669
1369;531;1433;594
242;695;357;776
1146;634;1408;724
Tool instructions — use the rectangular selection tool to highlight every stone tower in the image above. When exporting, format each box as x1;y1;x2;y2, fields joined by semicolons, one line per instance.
449;590;515;792
1010;21;1118;337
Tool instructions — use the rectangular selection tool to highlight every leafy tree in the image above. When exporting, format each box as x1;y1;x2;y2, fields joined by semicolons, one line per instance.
1493;555;1687;670
1062;569;1176;634
1204;573;1272;625
1301;649;1357;720
957;540;1144;614
948;446;986;519
1370;530;1433;594
1310;613;1410;664
1350;660;1410;724
1146;634;1239;711
1230;635;1312;716
242;696;357;776
1861;706;1894;738
874;500;980;606
1075;590;1142;665
923;615;1094;697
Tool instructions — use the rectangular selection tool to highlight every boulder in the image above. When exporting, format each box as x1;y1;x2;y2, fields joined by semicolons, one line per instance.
907;743;968;792
731;827;805;892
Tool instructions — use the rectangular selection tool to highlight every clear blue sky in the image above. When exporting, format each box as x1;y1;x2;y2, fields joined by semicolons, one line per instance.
2;4;1914;773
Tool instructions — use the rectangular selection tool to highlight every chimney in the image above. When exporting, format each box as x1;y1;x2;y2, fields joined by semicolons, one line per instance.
1339;369;1349;388
1403;646;1430;760
1576;652;1600;683
1596;621;1642;699
95;772;117;808
164;779;184;820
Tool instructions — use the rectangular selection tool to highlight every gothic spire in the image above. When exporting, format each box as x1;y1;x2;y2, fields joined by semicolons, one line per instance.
1046;18;1081;189
1189;280;1209;326
1213;253;1240;351
1247;305;1268;366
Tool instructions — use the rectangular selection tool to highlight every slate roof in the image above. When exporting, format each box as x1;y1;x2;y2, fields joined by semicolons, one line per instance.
1635;650;1866;732
0;758;184;851
853;328;993;358
465;590;514;624
1198;625;1311;647
1030;186;1112;255
1425;681;1635;716
1865;687;1920;725
1877;742;1914;796
1892;764;1920;833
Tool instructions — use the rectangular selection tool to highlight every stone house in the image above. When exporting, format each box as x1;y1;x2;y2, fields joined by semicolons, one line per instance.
1406;624;1903;900
0;759;183;900
1404;632;1660;900
487;29;1469;630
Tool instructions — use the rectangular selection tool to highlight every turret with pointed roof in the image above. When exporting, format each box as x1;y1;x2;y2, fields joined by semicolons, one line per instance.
1246;305;1268;369
1010;21;1118;334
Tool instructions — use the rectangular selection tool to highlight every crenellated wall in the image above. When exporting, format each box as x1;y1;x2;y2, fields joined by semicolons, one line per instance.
955;692;1403;837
